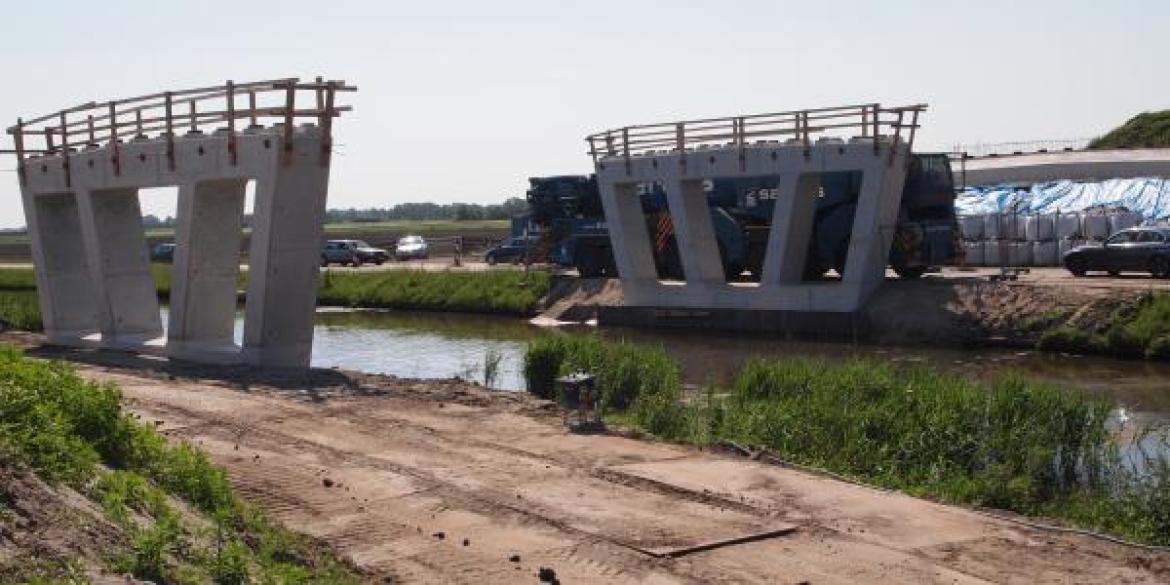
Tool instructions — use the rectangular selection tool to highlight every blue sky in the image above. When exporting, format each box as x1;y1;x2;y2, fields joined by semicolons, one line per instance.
1;0;1168;227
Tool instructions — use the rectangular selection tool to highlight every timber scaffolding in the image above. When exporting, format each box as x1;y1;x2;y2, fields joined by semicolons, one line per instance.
6;77;356;184
586;103;925;171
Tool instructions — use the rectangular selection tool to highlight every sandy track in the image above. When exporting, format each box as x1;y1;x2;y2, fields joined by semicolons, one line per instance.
25;346;1167;584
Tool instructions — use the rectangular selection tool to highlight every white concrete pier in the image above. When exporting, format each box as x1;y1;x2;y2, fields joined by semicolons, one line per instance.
588;104;923;313
10;78;355;368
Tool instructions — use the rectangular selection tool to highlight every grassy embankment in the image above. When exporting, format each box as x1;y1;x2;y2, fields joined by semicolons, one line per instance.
1089;110;1170;149
316;269;550;316
0;265;552;330
0;346;361;583
524;335;1170;545
1038;291;1170;359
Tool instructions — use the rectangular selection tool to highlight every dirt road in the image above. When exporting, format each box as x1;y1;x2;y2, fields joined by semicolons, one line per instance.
10;343;1155;584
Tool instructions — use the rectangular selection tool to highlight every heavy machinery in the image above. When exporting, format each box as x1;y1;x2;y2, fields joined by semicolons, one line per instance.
523;152;958;280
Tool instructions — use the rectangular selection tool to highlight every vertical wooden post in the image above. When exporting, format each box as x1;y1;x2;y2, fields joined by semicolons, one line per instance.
737;116;746;172
675;123;685;174
248;91;258;127
87;115;95;145
872;103;881;155
44;128;55;154
189;100;198;133
889;110;905;166
13;118;26;185
135;109;143;138
226;80;238;166
315;75;324;120
164;92;175;171
801;112;811;159
59;112;71;188
283;81;295;164
320;81;335;165
108;102;121;176
622;127;632;176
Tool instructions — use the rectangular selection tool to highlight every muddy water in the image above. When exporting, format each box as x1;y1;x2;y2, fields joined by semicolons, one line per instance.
201;308;1170;429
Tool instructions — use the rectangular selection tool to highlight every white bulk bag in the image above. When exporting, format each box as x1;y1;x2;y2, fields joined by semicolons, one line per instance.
1055;212;1081;239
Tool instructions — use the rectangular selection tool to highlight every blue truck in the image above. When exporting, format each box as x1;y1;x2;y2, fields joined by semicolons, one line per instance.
523;153;958;280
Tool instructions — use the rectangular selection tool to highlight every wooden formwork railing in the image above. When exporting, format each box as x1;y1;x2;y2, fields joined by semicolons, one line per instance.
6;77;356;185
585;103;925;172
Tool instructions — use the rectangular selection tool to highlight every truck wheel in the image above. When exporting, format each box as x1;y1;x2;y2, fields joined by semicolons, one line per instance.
352;256;363;267
1065;255;1087;277
321;257;329;268
486;255;498;266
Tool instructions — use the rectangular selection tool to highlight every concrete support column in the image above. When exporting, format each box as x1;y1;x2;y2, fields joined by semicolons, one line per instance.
842;153;908;299
243;128;330;367
760;173;820;284
23;192;99;340
168;179;246;361
597;181;657;304
76;187;162;345
663;177;725;283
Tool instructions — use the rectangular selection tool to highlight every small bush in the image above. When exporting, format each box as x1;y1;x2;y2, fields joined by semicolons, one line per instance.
522;334;680;412
0;291;42;331
1037;326;1101;354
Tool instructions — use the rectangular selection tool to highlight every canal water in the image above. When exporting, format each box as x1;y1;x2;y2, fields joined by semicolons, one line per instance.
202;308;1170;430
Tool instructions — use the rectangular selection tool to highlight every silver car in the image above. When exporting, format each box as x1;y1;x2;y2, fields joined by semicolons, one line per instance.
395;235;429;261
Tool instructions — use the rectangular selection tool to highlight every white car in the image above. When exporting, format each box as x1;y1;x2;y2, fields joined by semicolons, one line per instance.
395;235;429;261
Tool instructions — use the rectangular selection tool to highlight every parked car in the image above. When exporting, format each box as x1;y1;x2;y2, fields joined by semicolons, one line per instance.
321;239;388;267
484;236;538;265
151;242;176;263
394;235;429;261
1062;227;1170;278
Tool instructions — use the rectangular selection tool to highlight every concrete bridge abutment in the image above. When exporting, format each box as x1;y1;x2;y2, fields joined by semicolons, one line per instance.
10;79;354;369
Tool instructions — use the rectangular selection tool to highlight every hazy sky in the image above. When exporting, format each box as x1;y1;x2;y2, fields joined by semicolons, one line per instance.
1;0;1167;228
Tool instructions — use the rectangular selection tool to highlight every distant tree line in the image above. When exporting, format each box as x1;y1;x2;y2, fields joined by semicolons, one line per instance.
324;198;527;223
77;198;529;232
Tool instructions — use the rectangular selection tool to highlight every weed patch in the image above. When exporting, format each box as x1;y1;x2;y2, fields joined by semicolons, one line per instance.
0;345;362;582
527;336;1170;545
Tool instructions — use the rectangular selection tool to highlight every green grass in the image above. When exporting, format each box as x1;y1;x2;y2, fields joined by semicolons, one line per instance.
1089;110;1170;149
0;265;546;331
0;291;41;331
525;335;1170;546
318;269;551;316
1038;292;1170;359
0;346;362;582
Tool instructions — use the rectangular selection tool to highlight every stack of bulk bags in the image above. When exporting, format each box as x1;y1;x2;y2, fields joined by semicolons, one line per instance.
962;240;985;265
958;215;984;241
984;240;1002;266
1010;241;1033;266
1033;240;1058;266
983;213;1001;241
1024;214;1054;241
1084;214;1110;240
1055;212;1082;239
1109;212;1139;234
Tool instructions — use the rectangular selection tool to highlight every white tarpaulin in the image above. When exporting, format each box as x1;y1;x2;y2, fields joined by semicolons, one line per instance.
956;178;1170;220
